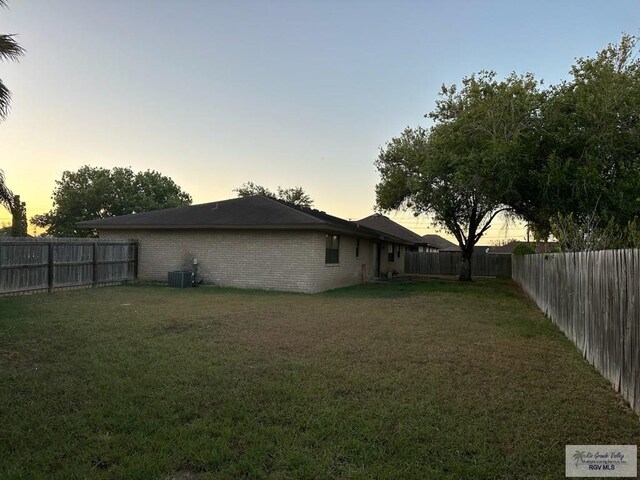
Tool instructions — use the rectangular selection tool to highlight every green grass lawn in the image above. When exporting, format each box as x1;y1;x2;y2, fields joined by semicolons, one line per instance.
1;279;639;479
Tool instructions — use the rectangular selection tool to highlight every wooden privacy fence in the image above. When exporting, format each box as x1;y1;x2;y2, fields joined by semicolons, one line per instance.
513;249;640;415
0;238;138;295
405;252;512;278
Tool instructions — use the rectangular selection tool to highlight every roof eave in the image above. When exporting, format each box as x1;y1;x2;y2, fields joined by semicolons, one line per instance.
80;223;413;244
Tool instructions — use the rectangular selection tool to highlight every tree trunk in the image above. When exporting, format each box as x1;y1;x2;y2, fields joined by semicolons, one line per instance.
10;195;27;237
459;251;473;281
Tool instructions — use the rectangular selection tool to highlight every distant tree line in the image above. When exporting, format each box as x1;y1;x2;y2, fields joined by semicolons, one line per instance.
234;181;313;208
32;166;193;237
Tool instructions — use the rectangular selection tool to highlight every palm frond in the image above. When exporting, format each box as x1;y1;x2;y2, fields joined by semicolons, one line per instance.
0;169;15;211
0;2;24;123
0;34;24;62
0;80;11;120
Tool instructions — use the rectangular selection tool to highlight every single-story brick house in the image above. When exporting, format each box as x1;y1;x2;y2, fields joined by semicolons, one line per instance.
77;195;410;293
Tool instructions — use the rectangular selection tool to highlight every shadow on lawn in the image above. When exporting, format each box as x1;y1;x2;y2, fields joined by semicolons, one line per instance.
323;275;519;299
79;276;522;300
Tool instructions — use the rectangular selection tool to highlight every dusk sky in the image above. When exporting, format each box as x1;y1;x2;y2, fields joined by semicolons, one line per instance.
1;1;638;242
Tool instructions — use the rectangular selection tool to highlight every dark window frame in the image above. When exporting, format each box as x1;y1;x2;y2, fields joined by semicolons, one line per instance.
388;243;395;262
356;238;360;257
325;234;340;264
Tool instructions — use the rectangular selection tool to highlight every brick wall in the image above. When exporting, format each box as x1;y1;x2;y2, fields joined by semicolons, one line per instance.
98;229;376;293
310;234;374;292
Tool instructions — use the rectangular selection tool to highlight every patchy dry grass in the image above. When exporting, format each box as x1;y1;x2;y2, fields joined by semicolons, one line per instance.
1;279;639;479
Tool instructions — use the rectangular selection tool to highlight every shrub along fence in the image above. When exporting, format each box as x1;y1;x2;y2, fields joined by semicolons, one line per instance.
0;238;138;295
513;249;640;415
405;251;512;278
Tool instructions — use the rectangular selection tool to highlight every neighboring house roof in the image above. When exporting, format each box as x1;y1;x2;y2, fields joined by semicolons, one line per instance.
490;241;560;254
440;244;493;254
421;234;457;250
76;195;411;244
355;214;438;248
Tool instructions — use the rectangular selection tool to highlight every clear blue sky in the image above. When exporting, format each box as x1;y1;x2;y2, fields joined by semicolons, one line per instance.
1;0;638;241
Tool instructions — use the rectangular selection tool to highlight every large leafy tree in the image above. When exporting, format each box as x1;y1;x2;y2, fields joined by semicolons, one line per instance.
0;0;24;121
32;166;192;237
513;35;640;239
376;72;543;280
234;181;314;208
377;35;640;264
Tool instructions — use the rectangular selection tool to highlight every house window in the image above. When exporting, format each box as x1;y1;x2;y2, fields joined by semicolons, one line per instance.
388;243;394;262
356;239;360;257
325;234;340;264
397;246;401;259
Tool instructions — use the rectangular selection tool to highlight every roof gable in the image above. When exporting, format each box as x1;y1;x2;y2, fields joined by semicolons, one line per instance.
421;234;457;250
356;214;429;245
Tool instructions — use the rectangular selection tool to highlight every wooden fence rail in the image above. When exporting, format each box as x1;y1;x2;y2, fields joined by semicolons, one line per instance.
0;238;138;295
405;251;512;278
513;249;640;415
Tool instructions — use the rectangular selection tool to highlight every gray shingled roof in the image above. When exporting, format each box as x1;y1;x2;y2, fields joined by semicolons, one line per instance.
356;214;438;247
421;234;457;250
77;195;410;243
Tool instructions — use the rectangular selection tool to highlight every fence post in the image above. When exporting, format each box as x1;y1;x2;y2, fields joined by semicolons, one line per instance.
47;242;54;292
133;241;139;280
92;242;98;287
